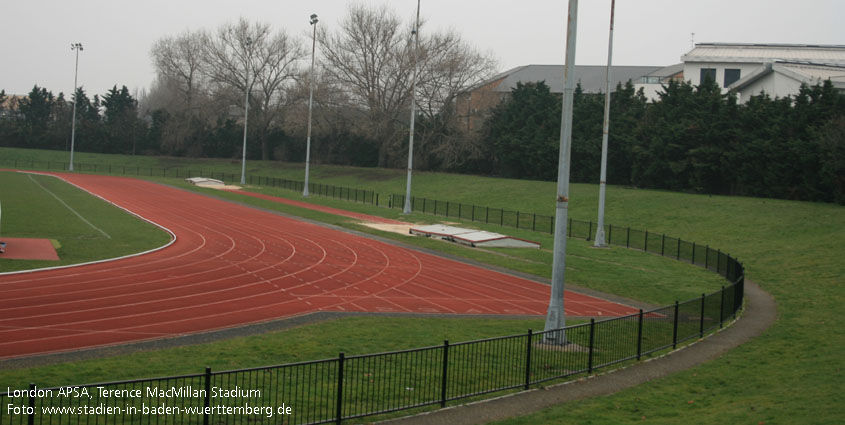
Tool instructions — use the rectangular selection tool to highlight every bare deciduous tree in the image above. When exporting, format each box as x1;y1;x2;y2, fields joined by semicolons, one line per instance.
201;18;305;160
149;19;304;159
151;30;208;110
318;3;496;168
318;3;416;166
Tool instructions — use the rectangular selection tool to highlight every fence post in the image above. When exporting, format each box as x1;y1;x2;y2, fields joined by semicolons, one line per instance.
532;213;536;231
459;203;462;219
720;286;726;328
485;206;489;223
661;234;666;256
440;341;449;408
588;319;596;373
717;249;722;275
705;245;710;269
626;227;630;248
637;309;644;360
699;294;706;338
677;239;682;260
644;230;648;252
524;330;533;390
335;353;345;424
28;383;35;425
672;301;679;349
203;367;212;425
692;242;696;265
516;211;520;229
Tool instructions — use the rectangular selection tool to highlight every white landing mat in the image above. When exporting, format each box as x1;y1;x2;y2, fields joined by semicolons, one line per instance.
409;224;541;248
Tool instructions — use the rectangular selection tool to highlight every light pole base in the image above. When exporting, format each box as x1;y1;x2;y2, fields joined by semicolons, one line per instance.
594;227;607;247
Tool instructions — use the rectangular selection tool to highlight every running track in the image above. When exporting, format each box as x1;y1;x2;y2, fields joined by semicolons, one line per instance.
0;173;636;359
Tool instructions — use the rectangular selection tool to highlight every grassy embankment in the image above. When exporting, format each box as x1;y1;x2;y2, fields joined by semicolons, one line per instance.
2;147;842;423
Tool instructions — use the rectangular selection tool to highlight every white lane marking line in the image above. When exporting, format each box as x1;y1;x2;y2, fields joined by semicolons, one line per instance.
27;174;111;239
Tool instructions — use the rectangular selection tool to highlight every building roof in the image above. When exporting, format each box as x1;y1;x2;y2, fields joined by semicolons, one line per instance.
729;61;845;91
683;43;845;65
642;63;684;78
472;64;663;94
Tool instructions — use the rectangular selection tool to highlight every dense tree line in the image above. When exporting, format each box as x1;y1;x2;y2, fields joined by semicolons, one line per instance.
480;79;845;204
0;85;158;156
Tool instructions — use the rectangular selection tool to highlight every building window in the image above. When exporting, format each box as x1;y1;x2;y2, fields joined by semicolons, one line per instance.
700;68;716;84
724;69;741;87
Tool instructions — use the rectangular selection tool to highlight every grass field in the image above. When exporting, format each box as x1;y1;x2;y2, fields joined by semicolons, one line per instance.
1;147;843;423
0;171;171;272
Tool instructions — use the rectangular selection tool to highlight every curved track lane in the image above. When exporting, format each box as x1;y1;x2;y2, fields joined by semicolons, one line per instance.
0;173;636;359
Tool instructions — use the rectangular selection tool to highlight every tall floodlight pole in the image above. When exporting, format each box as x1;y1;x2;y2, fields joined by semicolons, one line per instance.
303;14;318;197
69;43;83;172
544;0;579;345
402;0;421;215
240;37;253;186
594;0;615;248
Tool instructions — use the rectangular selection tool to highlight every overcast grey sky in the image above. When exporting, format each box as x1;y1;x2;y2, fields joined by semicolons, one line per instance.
2;0;843;98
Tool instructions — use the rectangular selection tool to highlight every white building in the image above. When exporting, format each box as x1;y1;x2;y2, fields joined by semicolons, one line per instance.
681;43;845;102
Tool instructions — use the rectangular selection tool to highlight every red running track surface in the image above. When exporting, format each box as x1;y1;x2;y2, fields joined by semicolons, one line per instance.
0;173;636;359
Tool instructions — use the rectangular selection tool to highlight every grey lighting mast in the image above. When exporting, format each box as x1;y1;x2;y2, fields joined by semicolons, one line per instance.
303;13;319;197
402;0;421;215
69;43;83;172
594;0;616;248
544;0;579;345
240;37;253;186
